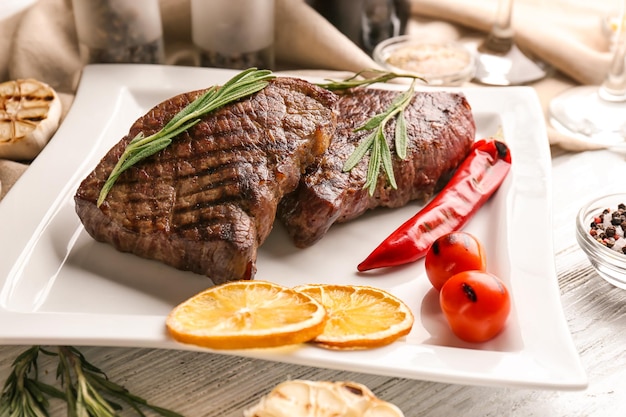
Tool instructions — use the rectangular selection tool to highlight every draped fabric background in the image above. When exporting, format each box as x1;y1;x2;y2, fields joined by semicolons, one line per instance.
412;0;615;85
0;0;619;198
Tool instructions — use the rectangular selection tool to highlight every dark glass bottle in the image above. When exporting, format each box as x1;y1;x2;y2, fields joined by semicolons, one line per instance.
306;0;410;55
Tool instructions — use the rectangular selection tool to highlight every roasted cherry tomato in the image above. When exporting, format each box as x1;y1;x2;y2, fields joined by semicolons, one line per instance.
439;270;510;343
425;231;487;291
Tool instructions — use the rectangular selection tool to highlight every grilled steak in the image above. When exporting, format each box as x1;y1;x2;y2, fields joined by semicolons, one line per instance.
74;77;338;284
278;88;476;248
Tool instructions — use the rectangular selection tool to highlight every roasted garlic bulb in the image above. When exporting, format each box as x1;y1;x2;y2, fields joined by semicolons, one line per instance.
0;79;62;161
244;380;404;417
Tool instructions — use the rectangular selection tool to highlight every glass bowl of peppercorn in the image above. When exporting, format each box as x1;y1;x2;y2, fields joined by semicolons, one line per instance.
576;193;626;289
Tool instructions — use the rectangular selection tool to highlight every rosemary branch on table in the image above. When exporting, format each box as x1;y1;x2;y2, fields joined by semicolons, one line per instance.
96;68;275;207
0;346;183;417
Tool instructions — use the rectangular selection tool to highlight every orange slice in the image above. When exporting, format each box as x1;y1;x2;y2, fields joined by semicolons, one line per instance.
166;280;327;350
295;284;414;350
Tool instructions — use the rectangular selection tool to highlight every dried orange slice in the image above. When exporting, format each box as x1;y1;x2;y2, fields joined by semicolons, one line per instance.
166;280;327;350
295;284;414;350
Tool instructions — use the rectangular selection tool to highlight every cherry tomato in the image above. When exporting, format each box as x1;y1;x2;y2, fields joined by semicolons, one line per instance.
439;270;510;343
425;231;487;291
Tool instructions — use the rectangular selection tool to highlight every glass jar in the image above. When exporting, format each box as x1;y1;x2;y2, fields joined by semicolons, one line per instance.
71;0;165;65
373;36;476;86
190;0;275;70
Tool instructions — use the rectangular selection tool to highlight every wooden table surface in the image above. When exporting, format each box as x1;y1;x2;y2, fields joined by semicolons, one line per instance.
1;143;626;416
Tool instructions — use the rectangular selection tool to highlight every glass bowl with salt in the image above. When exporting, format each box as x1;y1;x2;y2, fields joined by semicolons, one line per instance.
373;35;475;86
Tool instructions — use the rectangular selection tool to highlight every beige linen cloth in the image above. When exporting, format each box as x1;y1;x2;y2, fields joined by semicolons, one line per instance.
0;0;618;200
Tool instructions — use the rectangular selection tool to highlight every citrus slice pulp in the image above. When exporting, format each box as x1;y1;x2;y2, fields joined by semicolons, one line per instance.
295;284;414;350
166;280;327;349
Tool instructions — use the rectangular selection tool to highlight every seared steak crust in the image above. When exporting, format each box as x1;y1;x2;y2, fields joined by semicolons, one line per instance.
278;88;476;248
75;77;337;284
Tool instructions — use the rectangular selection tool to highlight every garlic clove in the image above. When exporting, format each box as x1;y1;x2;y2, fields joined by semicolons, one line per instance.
243;380;404;417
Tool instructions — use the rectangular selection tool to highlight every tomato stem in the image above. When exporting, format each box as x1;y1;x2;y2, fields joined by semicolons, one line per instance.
461;283;477;302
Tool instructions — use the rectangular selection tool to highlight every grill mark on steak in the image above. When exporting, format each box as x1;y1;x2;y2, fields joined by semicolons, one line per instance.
75;77;338;284
278;88;476;248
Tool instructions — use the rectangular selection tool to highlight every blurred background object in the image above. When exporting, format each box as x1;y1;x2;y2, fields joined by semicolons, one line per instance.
470;0;551;85
373;35;475;86
1;0;39;19
548;0;626;148
190;0;275;69
71;0;165;65
306;0;410;55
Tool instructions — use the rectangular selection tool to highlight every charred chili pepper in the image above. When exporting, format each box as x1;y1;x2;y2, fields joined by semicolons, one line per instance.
357;138;512;272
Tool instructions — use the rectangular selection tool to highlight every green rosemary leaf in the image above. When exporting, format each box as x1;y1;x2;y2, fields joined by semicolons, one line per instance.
31;379;65;400
380;132;396;189
392;85;414;102
97;68;275;207
95;182;114;210
395;110;407;160
121;137;173;171
167;87;218;128
160;120;202;141
365;134;382;195
0;346;50;417
24;379;46;404
341;79;417;195
355;112;389;132
1;345;186;417
343;130;377;172
128;131;146;145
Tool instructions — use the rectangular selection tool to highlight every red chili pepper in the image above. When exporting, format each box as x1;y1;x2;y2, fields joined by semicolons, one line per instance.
357;138;512;272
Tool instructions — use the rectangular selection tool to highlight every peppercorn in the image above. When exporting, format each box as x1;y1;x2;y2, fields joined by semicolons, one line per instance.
588;201;626;256
606;225;617;238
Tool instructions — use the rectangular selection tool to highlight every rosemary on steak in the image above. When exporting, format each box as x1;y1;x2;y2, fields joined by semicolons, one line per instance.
315;69;422;91
341;78;417;196
96;68;275;207
316;70;422;195
0;346;183;417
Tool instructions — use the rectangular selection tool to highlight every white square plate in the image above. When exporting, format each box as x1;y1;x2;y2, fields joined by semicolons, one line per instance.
0;64;587;390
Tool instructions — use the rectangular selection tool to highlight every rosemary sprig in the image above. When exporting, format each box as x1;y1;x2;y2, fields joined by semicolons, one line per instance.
0;346;53;417
97;68;275;207
0;346;183;417
315;68;423;91
342;78;417;195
